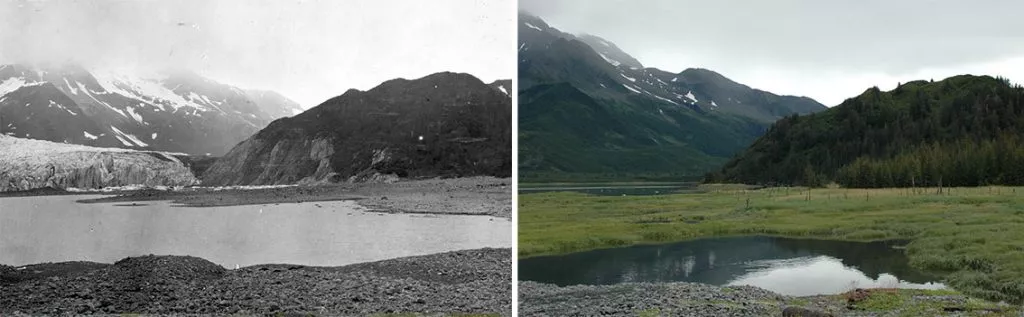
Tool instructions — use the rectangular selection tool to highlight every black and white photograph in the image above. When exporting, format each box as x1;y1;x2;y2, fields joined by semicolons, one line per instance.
0;0;513;315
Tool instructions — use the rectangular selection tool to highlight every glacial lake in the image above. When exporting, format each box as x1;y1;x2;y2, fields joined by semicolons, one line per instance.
518;236;946;296
0;195;511;268
518;182;697;196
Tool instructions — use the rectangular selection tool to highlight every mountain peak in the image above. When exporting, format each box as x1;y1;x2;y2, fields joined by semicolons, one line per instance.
203;70;512;185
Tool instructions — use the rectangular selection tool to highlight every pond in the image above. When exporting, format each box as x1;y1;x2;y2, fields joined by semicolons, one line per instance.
518;236;945;296
0;195;511;268
518;182;697;196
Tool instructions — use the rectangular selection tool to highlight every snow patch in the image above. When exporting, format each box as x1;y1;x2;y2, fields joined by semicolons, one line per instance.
619;73;637;82
110;126;149;147
63;78;79;95
152;132;157;140
651;94;680;105
524;22;543;31
125;106;145;124
498;85;509;96
0;77;44;96
622;84;642;94
83;131;98;140
711;101;719;107
91;71;208;112
684;91;698;103
112;135;133;146
671;77;678;82
599;53;621;67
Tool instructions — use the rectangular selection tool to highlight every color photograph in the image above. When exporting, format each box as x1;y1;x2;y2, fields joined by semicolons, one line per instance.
517;0;1024;316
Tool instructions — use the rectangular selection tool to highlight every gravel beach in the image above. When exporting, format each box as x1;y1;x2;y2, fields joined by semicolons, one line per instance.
0;248;512;316
519;281;1017;317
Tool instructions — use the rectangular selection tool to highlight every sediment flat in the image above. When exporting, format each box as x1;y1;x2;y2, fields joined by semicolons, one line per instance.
0;248;512;316
1;177;512;218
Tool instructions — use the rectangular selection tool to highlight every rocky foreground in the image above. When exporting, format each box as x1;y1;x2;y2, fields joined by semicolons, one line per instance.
519;281;1018;317
0;135;198;192
0;248;511;316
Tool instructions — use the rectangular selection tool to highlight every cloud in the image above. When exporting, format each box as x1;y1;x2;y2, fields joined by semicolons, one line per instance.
1;0;515;107
520;0;1024;106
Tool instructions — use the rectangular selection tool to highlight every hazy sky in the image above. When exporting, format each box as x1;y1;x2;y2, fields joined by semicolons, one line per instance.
0;0;515;107
520;0;1024;106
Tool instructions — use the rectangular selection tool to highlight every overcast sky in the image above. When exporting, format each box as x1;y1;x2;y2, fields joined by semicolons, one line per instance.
0;0;514;108
521;0;1024;106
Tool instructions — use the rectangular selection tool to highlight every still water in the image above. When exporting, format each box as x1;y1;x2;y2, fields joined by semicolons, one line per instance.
519;236;945;296
0;195;511;267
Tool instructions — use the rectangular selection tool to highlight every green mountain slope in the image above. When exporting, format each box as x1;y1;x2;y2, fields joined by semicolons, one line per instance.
708;75;1024;187
518;12;826;181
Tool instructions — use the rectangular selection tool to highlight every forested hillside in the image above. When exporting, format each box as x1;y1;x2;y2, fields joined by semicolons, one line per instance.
707;75;1024;188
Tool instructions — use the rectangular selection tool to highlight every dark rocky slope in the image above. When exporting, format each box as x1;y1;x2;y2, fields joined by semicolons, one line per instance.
202;72;512;185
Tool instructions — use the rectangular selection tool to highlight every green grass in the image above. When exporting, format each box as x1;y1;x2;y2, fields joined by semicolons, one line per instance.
519;185;1024;303
369;314;499;317
848;289;1017;316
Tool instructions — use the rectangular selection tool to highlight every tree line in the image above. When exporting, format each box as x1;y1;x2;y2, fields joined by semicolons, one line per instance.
706;75;1024;188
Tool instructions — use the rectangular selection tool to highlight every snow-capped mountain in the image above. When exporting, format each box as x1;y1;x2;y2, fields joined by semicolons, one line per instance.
517;12;826;178
0;64;303;155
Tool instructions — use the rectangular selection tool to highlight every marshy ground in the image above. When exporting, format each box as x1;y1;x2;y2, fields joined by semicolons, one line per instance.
519;184;1024;312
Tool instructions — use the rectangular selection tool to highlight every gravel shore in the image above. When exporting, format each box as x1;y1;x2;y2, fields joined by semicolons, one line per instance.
519;281;1017;317
1;248;512;316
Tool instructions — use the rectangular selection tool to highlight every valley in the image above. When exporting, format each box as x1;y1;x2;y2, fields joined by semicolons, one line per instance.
517;12;826;181
515;9;1024;315
1;70;514;315
519;185;1024;315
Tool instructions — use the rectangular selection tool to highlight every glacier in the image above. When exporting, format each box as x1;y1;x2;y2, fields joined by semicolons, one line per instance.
0;135;198;192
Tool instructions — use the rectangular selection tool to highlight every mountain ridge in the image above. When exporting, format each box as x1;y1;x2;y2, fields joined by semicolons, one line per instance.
707;74;1024;187
517;12;826;180
0;63;301;156
202;71;512;186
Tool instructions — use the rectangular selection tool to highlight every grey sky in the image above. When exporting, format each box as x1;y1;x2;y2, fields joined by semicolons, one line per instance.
521;0;1024;106
0;0;515;108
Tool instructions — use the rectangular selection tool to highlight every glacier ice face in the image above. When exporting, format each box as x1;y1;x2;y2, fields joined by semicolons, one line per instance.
0;135;198;192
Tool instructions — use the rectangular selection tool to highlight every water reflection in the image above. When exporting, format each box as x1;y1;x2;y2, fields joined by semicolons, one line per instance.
0;195;511;267
518;236;944;296
729;256;944;296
